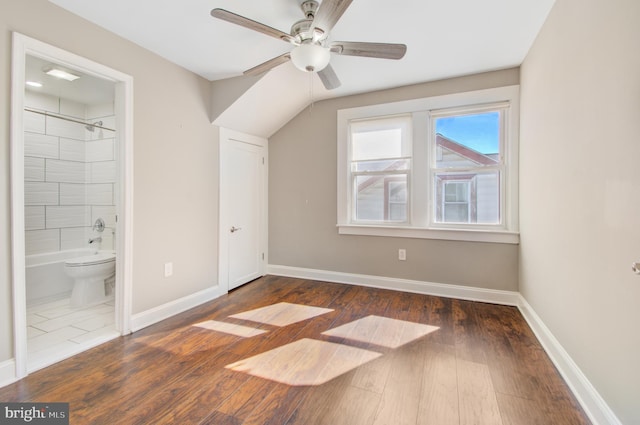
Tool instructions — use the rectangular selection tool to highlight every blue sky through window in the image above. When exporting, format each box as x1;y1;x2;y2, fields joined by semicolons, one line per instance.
435;111;499;154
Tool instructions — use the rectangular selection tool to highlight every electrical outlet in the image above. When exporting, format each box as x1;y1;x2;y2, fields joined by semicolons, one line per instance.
164;262;173;277
398;249;406;261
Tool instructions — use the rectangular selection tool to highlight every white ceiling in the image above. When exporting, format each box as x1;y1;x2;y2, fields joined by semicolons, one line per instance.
49;0;556;100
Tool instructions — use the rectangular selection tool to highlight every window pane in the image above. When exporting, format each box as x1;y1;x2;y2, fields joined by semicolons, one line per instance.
435;171;500;225
352;128;402;161
435;111;500;168
350;116;411;161
444;204;469;223
355;175;407;222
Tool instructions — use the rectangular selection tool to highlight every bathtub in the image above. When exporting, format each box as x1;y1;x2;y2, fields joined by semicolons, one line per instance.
26;249;96;305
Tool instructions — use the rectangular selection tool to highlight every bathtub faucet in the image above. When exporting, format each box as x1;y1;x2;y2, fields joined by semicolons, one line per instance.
89;237;102;244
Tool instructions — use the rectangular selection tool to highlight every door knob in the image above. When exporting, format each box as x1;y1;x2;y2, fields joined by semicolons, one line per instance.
230;226;242;233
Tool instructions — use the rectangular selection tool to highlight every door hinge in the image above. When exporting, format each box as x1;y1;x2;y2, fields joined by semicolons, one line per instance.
262;157;265;165
262;253;265;260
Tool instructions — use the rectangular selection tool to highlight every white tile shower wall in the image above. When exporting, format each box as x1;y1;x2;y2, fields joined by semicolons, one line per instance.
45;160;86;184
86;184;113;205
24;92;117;255
59;184;86;205
25;206;45;231
86;102;117;251
86;139;114;162
25;229;60;255
61;227;91;251
46;115;86;140
24;133;59;158
25;182;59;206
24;110;45;134
46;206;91;229
90;161;116;184
59;138;86;162
91;206;116;227
24;157;45;181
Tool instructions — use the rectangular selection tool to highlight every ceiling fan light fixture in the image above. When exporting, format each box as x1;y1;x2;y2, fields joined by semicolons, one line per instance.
290;44;330;73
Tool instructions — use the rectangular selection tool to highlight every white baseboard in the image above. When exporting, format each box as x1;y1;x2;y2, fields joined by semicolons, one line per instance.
0;359;17;388
267;264;520;306
517;296;622;425
267;264;620;425
131;285;225;332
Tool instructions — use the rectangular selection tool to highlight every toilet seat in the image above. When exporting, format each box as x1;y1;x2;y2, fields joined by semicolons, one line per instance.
65;252;115;267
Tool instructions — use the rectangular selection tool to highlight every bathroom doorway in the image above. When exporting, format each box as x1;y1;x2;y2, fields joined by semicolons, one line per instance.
10;33;133;377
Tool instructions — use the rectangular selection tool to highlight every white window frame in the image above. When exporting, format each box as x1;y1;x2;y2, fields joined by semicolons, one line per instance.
337;86;520;244
430;103;508;229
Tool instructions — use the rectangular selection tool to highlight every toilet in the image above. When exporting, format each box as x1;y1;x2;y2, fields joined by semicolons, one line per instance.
64;251;116;307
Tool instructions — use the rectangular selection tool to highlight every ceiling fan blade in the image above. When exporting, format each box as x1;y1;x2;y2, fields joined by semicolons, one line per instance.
318;64;341;90
311;0;353;33
211;9;294;43
331;41;407;60
244;53;291;76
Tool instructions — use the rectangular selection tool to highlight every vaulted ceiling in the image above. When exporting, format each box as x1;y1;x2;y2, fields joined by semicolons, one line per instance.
49;0;554;96
48;0;555;136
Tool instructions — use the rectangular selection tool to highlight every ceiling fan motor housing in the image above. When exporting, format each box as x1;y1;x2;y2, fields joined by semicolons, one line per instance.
300;0;319;19
292;1;325;44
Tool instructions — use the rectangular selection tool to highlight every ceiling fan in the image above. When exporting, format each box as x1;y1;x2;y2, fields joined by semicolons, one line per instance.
210;0;407;90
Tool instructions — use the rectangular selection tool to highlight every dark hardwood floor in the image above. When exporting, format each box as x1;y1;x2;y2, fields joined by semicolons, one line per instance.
0;275;591;424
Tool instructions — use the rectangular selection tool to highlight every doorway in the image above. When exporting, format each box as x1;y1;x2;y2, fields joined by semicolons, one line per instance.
10;33;133;377
218;128;267;292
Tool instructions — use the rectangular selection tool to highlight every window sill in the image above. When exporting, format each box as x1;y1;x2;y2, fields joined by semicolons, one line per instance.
337;224;520;244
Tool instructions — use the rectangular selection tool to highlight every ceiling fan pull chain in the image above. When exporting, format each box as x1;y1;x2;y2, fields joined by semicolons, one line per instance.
309;71;315;112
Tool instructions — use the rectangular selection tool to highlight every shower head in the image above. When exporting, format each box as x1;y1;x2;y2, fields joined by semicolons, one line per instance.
85;120;103;132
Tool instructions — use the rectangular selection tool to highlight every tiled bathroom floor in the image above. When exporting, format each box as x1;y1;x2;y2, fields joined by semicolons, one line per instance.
27;297;117;370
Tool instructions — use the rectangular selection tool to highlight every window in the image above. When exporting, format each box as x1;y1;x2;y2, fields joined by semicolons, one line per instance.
432;109;505;226
350;116;411;223
337;86;519;244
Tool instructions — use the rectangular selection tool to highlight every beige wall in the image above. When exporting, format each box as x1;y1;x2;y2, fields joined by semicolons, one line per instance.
269;69;520;291
519;0;640;423
0;0;219;362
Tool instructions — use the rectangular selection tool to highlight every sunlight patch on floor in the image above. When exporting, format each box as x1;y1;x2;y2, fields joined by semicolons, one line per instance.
201;304;439;387
225;338;382;386
229;302;334;327
322;315;439;348
193;320;267;338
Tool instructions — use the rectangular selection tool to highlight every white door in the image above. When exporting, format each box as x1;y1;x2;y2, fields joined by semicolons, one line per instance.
219;129;266;291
